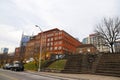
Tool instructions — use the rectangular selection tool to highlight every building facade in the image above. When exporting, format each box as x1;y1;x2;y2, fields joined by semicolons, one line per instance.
25;28;82;60
114;41;120;52
76;44;98;53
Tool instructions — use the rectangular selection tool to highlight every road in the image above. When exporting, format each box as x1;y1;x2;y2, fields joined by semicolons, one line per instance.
0;69;80;80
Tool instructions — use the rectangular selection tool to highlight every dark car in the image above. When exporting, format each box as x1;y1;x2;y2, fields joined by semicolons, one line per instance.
3;63;13;70
11;61;24;71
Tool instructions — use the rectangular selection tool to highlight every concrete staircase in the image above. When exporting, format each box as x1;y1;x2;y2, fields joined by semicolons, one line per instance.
61;53;120;77
61;54;83;73
62;54;98;73
96;53;120;77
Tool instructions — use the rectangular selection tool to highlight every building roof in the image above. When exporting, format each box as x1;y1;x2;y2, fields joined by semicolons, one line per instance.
61;30;82;44
38;28;60;35
78;44;96;48
37;28;82;45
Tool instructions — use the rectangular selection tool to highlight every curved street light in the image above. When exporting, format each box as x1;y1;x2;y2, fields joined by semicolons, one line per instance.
35;25;43;72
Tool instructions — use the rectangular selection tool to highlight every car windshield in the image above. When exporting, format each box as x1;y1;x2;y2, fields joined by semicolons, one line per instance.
5;63;12;66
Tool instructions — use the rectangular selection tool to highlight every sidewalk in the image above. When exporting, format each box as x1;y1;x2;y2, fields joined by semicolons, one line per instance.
26;71;120;80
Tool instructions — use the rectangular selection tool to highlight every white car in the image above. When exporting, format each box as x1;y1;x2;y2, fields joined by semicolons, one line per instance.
11;61;24;71
3;63;13;70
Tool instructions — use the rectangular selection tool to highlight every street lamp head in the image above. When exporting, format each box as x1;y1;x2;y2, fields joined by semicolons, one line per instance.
35;25;39;27
35;25;42;32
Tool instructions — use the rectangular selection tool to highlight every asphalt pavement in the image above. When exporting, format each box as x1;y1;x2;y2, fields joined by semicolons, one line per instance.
26;70;120;80
0;69;120;80
0;69;84;80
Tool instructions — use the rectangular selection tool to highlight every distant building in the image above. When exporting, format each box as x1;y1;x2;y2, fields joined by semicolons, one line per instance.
82;37;88;44
114;41;120;52
7;53;14;63
20;34;31;46
14;34;31;61
1;48;9;54
14;47;21;61
25;28;82;60
76;44;98;53
82;34;109;52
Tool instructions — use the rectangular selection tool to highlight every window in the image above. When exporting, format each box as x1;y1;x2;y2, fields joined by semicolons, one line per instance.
50;47;53;51
59;32;62;35
79;50;82;53
55;33;58;36
79;49;82;53
51;38;53;41
47;48;49;51
59;41;62;44
47;33;54;37
87;48;90;52
58;46;62;50
47;43;50;46
47;38;50;42
54;47;57;50
51;42;53;46
59;36;62;39
55;37;58;40
54;42;58;45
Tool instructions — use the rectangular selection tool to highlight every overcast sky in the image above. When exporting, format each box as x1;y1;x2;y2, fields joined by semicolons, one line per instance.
0;0;120;53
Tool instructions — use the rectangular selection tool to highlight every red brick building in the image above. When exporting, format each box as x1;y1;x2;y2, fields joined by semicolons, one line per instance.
25;28;81;59
14;47;21;61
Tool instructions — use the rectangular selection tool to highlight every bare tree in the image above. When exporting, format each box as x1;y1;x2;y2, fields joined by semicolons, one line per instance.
95;17;120;53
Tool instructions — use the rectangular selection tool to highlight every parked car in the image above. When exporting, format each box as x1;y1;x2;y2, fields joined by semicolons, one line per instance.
11;61;24;71
3;63;13;70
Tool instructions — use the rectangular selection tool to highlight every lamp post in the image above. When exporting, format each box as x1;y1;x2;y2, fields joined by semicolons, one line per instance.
35;25;43;72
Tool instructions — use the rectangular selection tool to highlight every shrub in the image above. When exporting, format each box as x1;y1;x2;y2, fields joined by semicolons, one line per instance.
24;62;38;71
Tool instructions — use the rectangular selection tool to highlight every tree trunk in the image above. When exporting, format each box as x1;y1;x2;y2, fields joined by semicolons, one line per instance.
110;44;114;53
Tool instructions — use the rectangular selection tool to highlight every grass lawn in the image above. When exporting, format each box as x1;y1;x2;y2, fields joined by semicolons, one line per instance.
24;59;67;71
48;59;67;70
24;62;38;71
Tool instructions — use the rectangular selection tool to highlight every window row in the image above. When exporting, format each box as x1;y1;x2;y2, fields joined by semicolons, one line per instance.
47;46;62;51
55;32;62;36
47;36;62;42
47;41;62;46
47;32;62;37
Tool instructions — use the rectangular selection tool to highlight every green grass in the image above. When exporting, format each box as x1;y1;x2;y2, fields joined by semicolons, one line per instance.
48;59;67;70
24;59;67;71
24;62;38;71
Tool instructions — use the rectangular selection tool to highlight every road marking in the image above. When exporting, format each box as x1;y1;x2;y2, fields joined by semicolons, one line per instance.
0;73;18;80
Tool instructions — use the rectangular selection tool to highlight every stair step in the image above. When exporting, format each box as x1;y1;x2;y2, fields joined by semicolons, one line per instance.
97;70;120;74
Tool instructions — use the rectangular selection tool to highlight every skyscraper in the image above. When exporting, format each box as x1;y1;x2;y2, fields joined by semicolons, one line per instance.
82;33;109;52
1;48;9;54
